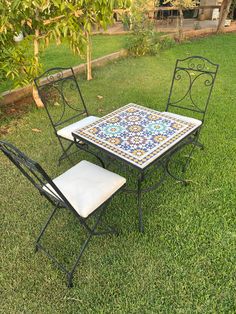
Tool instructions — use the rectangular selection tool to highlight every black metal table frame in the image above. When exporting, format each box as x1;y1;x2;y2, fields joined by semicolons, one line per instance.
73;125;201;233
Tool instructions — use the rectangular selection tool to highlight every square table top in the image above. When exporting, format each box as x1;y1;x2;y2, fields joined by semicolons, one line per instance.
73;103;201;169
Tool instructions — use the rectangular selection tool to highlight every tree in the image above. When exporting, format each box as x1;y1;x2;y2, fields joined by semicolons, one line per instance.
80;1;122;80
81;0;132;80
0;2;40;88
0;0;129;104
1;0;85;106
217;0;233;33
164;0;197;41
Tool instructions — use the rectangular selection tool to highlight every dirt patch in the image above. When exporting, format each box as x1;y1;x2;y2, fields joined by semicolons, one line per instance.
0;95;34;135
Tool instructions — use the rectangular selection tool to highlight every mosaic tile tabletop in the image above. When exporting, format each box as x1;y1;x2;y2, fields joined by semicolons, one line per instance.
73;103;202;169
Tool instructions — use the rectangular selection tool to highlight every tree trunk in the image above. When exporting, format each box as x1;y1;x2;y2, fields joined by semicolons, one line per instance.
32;8;44;108
86;32;92;81
34;29;39;64
32;29;44;107
34;8;40;65
178;8;184;41
217;0;232;33
32;86;44;108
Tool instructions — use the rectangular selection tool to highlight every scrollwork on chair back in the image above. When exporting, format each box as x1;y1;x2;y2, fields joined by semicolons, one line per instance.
166;56;219;121
34;67;88;129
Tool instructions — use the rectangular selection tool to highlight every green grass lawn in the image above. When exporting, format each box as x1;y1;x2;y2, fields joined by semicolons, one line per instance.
0;34;129;94
0;33;236;313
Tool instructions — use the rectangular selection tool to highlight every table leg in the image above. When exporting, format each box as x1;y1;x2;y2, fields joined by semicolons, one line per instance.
124;163;166;232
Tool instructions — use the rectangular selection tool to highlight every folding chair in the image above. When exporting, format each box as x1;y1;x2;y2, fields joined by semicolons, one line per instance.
0;141;126;287
34;67;100;164
163;56;219;170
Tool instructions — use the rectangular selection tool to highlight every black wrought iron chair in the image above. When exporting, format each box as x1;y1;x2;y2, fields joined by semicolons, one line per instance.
163;56;219;170
34;67;100;164
0;141;126;287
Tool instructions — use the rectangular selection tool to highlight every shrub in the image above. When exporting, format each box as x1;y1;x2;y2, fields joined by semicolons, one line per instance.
126;30;175;56
125;0;175;56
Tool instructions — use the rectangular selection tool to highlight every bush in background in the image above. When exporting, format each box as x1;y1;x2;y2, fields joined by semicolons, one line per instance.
125;0;175;56
126;29;175;56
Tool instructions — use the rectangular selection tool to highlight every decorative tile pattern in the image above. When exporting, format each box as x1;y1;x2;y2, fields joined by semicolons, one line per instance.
73;104;201;169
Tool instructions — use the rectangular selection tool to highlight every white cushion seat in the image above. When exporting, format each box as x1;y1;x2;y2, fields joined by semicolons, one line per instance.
162;111;202;126
57;116;100;141
43;160;126;218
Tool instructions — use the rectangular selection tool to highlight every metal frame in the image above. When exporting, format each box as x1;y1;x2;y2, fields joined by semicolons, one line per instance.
166;55;219;170
73;123;200;233
34;67;90;164
166;55;219;123
71;55;220;234
0;141;122;287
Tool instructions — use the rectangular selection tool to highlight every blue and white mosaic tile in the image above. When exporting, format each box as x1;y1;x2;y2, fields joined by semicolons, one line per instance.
74;104;201;169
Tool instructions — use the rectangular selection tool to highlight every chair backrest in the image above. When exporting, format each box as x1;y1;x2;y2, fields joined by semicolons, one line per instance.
34;67;88;132
0;141;72;211
166;56;219;123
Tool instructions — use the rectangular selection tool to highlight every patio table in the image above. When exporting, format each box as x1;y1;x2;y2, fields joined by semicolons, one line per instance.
73;103;202;232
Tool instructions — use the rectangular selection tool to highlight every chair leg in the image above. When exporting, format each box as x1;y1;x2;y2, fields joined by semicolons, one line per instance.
67;207;107;288
35;205;59;252
93;226;119;236
164;139;193;184
182;139;204;173
35;202;116;287
165;156;188;185
58;142;74;165
67;234;93;288
195;140;204;150
182;144;197;173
